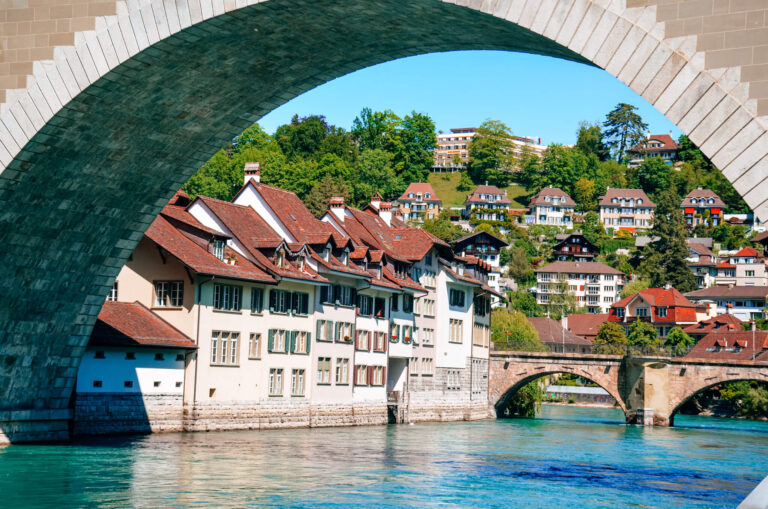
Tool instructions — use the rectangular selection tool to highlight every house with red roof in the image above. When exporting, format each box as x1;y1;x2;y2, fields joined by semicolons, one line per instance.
463;184;512;224
626;133;679;168
74;300;195;435
395;183;442;224
609;286;701;338
527;317;593;354
527;187;576;226
566;313;610;342
598;188;655;233
714;247;767;286
681;188;726;227
683;314;744;342
685;330;768;361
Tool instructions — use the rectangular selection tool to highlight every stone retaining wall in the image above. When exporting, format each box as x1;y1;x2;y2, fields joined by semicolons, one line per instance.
73;392;183;436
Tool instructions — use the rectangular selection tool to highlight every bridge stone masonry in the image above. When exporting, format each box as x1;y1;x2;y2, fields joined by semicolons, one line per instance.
490;351;768;426
0;0;767;441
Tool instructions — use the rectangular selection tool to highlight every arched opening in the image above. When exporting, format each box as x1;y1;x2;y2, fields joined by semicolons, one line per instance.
494;370;627;422
670;378;768;427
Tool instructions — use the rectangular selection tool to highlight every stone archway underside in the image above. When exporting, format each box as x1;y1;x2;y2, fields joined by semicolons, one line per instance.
0;0;767;429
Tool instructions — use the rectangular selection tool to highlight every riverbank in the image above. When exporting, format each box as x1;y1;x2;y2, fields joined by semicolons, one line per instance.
543;401;617;410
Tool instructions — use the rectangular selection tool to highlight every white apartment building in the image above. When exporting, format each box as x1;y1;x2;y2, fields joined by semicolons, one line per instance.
598;188;655;233
432;127;547;171
535;261;625;314
527;187;576;226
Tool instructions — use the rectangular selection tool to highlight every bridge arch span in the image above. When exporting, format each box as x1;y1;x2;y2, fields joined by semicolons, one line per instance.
1;0;768;439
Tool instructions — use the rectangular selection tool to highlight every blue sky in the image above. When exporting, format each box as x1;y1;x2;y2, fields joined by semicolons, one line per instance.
259;50;681;146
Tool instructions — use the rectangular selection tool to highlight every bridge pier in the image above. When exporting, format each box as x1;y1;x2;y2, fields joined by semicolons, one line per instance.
623;359;672;427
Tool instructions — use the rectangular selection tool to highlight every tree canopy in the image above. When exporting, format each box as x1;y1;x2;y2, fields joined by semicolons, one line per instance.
603;102;648;163
491;309;549;352
467;119;516;187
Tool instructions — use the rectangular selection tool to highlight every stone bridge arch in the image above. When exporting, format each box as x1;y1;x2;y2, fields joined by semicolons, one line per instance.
1;0;768;440
666;359;768;426
489;352;627;416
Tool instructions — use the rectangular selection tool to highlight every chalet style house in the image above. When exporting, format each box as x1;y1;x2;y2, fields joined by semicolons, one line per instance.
553;232;598;262
609;286;701;338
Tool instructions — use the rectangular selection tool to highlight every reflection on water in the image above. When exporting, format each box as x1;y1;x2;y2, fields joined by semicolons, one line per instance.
0;406;765;508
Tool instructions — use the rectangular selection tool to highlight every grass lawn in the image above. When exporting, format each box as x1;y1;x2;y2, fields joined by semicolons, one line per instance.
427;172;530;209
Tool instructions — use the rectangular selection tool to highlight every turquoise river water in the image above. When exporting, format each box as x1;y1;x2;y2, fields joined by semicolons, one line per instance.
0;406;766;508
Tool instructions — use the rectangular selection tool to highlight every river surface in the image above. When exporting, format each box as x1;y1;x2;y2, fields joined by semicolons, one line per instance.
0;406;766;508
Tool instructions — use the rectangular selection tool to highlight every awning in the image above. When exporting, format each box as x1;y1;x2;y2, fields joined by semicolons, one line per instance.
684;208;695;214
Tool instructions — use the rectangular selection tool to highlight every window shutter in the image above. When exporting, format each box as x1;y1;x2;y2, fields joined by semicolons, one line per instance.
366;365;373;385
367;331;372;352
381;367;386;386
333;284;341;303
334;322;340;342
306;332;311;354
383;332;388;353
351;323;356;342
353;366;358;385
320;286;329;304
269;290;276;311
291;292;299;314
290;331;296;353
268;329;274;352
316;320;323;341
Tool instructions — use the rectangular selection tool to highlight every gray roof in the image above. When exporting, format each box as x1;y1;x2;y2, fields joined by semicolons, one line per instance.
685;286;768;299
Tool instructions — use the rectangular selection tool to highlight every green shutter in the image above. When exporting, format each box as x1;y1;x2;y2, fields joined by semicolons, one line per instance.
268;329;275;352
306;332;311;354
316;320;323;341
334;322;340;342
290;331;297;353
286;331;293;354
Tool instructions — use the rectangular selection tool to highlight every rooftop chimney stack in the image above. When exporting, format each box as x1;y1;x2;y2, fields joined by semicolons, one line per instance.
244;162;261;185
330;196;346;223
379;202;392;226
371;191;382;210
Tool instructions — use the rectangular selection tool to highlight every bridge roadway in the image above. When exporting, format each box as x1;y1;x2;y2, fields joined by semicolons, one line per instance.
490;350;768;426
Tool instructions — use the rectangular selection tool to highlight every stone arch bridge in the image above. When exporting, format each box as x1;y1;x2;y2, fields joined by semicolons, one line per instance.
0;0;767;440
490;350;768;426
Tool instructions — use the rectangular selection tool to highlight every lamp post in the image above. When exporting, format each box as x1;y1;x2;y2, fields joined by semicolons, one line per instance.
752;319;756;361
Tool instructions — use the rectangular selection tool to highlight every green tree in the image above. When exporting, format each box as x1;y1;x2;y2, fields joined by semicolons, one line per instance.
603;103;648;163
274;114;330;160
468;119;516;187
507;245;534;287
388;111;437;183
350;149;402;205
664;327;694;357
573;178;597;213
582;211;607;247
421;209;465;243
304;175;349;218
350;107;399;151
593;322;628;355
627;319;662;352
457;171;474;191
491;309;549;351
641;187;698;292
507;290;543;317
575;121;611;161
620;278;650;299
501;380;545;418
548;278;584;320
637;156;671;200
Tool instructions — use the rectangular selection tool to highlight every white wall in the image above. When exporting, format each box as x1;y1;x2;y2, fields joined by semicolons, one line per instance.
77;347;187;394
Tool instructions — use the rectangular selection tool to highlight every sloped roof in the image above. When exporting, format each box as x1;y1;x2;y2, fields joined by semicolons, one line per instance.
196;196;283;249
686;331;768;361
90;301;196;349
567;313;609;339
612;287;696;309
681;189;726;208
145;215;275;283
733;247;762;258
628;134;678;153
528;317;592;345
688;243;715;257
534;261;623;275
453;230;509;248
465;185;512;205
683;314;743;335
529;187;577;207
685;286;768;299
398;183;441;202
598;188;655;207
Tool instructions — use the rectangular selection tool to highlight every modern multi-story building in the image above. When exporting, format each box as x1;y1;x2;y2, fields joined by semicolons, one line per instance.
432;127;546;171
681;188;726;226
464;184;511;223
608;286;701;338
76;163;500;435
715;247;768;286
452;230;509;307
534;261;624;314
685;285;768;322
395;183;442;224
598;188;655;233
553;232;598;261
626;133;679;168
527;187;576;226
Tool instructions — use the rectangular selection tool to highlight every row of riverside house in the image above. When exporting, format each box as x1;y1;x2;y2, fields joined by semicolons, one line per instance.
73;163;499;436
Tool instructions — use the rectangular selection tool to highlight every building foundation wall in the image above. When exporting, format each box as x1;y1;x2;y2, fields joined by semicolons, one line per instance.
73;393;184;436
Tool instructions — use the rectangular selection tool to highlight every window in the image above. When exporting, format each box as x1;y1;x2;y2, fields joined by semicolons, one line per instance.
356;329;371;351
248;333;261;359
421;358;433;375
390;323;400;343
616;308;625;318
391;295;399;312
657;307;668;318
124;381;133;388
335;358;350;384
636;307;649;318
107;282;118;301
291;331;310;354
335;322;354;343
747;270;756;277
372;366;385;386
213;239;226;260
94;351;105;359
125;352;135;360
155;281;184;307
317;357;331;385
403;294;414;313
374;297;386;318
316;320;334;342
211;331;240;366
213;284;241;311
446;370;461;390
269;368;283;395
373;331;387;352
291;369;305;396
268;329;288;353
422;328;434;346
93;380;102;388
449;319;463;343
250;288;264;313
358;295;373;316
423;299;435;316
354;365;369;386
402;325;413;344
154;353;164;361
269;290;309;315
176;354;184;361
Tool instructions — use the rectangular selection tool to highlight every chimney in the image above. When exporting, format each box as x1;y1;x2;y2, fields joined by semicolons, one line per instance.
330;196;345;223
664;282;672;290
647;131;651;139
379;202;392;226
371;191;382;210
244;162;261;185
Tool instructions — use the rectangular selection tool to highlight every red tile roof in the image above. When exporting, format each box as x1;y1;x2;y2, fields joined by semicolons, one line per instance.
398;183;441;203
686;286;768;299
683;314;743;336
610;287;698;323
733;247;762;258
628;134;678;153
465;185;512;205
528;317;592;345
90;301;196;349
685;331;768;361
566;313;609;340
598;188;655;207
195;196;283;249
529;187;576;207
535;261;624;275
681;189;726;208
145;215;275;283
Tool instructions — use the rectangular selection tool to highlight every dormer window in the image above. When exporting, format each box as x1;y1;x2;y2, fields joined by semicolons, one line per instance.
324;243;331;262
213;240;226;261
708;198;714;204
275;250;284;268
298;255;306;271
425;192;430;199
341;249;349;266
691;198;697;204
611;198;618;204
637;199;643;204
408;193;414;198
